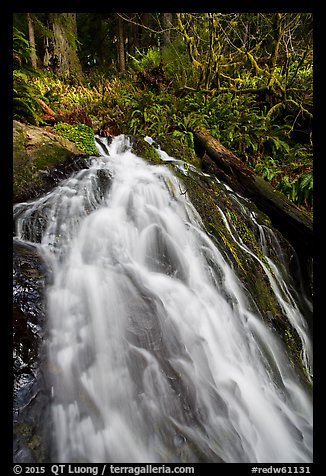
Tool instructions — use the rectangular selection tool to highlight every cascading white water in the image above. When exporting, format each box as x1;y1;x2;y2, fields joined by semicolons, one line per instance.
13;135;313;463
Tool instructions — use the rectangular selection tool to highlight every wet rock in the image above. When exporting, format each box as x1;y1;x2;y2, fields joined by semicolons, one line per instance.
13;240;51;463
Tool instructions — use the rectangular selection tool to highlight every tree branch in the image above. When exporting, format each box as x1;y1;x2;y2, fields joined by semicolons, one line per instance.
117;13;177;35
265;98;313;125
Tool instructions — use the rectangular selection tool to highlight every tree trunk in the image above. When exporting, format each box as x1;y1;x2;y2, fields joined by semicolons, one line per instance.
131;19;140;54
117;14;126;72
193;128;312;257
140;13;151;49
163;13;173;45
43;13;82;75
27;13;37;68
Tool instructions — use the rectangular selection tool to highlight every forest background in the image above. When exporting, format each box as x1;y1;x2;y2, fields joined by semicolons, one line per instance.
12;12;313;213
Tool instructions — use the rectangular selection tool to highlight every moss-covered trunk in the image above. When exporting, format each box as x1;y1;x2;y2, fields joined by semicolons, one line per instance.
193;128;313;258
43;13;82;74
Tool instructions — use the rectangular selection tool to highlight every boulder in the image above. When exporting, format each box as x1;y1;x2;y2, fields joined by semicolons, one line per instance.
13;120;85;203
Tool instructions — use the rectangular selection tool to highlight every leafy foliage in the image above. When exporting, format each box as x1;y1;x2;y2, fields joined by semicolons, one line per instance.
13;29;44;125
12;13;313;213
13;27;32;68
279;173;313;208
254;144;313;210
128;47;162;72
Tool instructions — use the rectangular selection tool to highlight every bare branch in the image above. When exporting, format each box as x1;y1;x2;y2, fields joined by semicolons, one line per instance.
117;13;177;36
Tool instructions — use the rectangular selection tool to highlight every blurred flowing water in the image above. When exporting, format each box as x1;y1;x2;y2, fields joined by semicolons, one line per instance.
13;135;313;463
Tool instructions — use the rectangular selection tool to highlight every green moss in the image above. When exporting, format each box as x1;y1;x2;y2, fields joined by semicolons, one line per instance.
131;137;161;165
173;168;289;330
283;326;311;386
14;423;46;462
159;135;201;168
54;122;99;156
209;222;246;272
13;128;32;198
13;121;85;202
178;170;247;271
33;142;75;169
226;209;272;271
13;140;75;201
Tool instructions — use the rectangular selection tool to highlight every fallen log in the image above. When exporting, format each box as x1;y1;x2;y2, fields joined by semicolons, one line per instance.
37;98;65;124
193;128;313;257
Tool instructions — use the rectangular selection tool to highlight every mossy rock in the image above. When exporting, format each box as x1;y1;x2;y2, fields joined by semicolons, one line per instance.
172;167;310;384
159;135;201;168
129;135;310;384
13;120;86;203
14;423;48;463
130;136;161;165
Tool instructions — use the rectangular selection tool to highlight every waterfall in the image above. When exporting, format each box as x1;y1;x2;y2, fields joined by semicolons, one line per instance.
13;135;313;463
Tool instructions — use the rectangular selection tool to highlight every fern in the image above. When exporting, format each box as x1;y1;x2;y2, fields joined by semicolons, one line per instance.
128;47;161;72
299;173;313;191
13;27;32;68
278;173;313;209
297;173;313;207
13;70;44;125
254;158;280;182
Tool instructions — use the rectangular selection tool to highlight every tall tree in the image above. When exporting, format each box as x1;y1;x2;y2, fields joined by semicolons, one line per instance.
77;13;117;69
43;13;82;74
162;13;173;46
27;13;37;68
131;16;141;54
116;13;126;72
